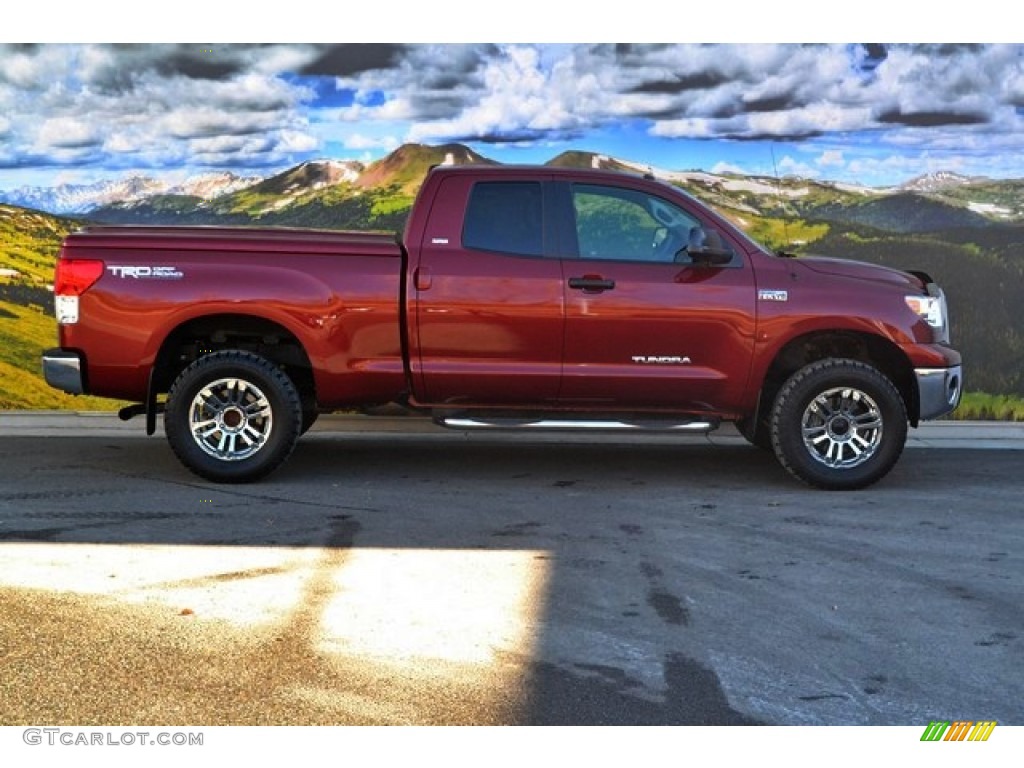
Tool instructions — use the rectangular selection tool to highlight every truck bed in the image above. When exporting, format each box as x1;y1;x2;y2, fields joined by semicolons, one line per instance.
63;225;403;258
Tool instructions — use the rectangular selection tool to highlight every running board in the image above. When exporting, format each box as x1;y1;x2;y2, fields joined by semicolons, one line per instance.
437;416;718;433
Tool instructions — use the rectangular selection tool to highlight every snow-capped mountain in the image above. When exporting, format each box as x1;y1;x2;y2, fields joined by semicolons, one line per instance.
900;171;975;193
169;171;263;199
0;147;1016;230
0;171;262;215
1;176;167;214
253;160;364;197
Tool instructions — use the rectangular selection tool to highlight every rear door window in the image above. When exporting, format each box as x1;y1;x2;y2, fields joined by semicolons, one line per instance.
462;181;544;257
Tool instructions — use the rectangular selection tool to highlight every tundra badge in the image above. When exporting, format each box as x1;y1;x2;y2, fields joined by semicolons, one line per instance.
631;355;692;365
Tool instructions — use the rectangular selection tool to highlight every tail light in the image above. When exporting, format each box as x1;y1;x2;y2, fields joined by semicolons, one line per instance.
54;258;104;324
55;258;104;296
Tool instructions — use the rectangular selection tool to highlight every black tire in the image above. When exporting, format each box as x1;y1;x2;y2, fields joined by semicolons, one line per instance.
164;350;303;483
770;358;907;490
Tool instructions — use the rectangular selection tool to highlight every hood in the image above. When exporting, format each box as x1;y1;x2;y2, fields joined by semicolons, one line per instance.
794;255;924;291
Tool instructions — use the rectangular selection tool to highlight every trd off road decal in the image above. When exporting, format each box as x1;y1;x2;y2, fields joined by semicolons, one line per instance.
107;265;184;279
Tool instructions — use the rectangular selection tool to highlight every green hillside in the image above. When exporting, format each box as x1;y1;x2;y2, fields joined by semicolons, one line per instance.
89;144;498;231
929;179;1024;220
808;224;1024;396
357;143;495;194
2;144;1023;414
0;205;123;410
804;193;993;233
0;204;78;283
92;188;412;232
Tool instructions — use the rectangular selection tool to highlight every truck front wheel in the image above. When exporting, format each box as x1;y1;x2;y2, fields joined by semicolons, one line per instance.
164;350;303;483
770;358;907;490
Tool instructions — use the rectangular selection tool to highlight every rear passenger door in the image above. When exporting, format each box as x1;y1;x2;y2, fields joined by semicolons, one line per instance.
409;173;566;406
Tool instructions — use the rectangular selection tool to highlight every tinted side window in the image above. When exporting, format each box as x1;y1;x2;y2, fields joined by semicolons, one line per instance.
572;184;699;263
463;182;544;257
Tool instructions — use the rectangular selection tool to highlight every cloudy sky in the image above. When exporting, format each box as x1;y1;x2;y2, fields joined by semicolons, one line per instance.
1;42;1022;189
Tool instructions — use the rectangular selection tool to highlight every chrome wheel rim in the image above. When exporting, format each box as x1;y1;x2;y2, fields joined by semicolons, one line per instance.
801;387;883;469
188;378;273;461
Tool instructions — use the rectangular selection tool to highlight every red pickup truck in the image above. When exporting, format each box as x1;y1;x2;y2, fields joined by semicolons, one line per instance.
42;165;962;489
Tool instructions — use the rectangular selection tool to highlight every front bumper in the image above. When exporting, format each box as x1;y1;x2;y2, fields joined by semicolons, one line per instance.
916;365;962;421
42;349;85;395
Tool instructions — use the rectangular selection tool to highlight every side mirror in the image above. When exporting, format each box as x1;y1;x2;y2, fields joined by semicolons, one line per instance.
686;227;734;265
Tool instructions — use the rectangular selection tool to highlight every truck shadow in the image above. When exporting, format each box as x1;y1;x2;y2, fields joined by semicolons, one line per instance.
1;435;1016;724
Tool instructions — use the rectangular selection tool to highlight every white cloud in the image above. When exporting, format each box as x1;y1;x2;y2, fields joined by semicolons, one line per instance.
406;45;595;143
276;130;319;153
188;135;261;154
649;118;719;139
777;155;820;178
0;52;42;89
0;44;318;174
345;133;400;151
102;132;142;153
2;43;1024;185
333;44;607;144
0;46;72;90
36;116;99;149
161;108;284;140
711;161;747;175
816;150;846;168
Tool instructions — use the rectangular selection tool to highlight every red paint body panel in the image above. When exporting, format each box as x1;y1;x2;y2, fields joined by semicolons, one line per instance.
48;167;961;423
406;172;566;405
59;227;405;405
560;260;756;412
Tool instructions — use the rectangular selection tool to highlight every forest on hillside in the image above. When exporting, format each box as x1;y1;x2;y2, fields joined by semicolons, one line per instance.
1;183;1022;410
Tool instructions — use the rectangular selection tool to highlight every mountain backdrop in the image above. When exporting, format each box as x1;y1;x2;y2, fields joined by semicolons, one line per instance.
1;142;1022;408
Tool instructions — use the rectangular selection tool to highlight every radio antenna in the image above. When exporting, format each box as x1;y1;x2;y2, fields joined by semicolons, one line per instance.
770;144;792;254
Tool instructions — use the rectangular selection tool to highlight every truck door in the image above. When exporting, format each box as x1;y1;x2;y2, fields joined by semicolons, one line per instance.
409;174;565;406
558;182;756;412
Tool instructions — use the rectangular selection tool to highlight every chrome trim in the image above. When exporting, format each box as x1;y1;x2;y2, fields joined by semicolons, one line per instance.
440;417;715;432
42;349;84;395
916;365;963;421
188;377;274;462
800;386;883;469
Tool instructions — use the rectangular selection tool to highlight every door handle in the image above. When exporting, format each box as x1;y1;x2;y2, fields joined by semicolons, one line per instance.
568;276;616;293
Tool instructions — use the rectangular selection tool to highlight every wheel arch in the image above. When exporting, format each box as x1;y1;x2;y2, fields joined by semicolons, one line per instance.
753;331;919;428
151;313;317;405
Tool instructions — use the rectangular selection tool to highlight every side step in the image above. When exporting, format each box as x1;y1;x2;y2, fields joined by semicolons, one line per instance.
436;414;719;433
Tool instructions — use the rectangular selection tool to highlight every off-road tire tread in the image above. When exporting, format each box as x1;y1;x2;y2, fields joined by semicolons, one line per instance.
164;350;303;483
770;358;907;491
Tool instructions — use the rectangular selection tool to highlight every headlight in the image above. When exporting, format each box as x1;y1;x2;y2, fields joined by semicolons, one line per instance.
905;289;949;344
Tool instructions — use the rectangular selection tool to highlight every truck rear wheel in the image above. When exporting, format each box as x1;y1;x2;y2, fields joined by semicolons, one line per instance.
770;358;907;490
164;350;303;483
